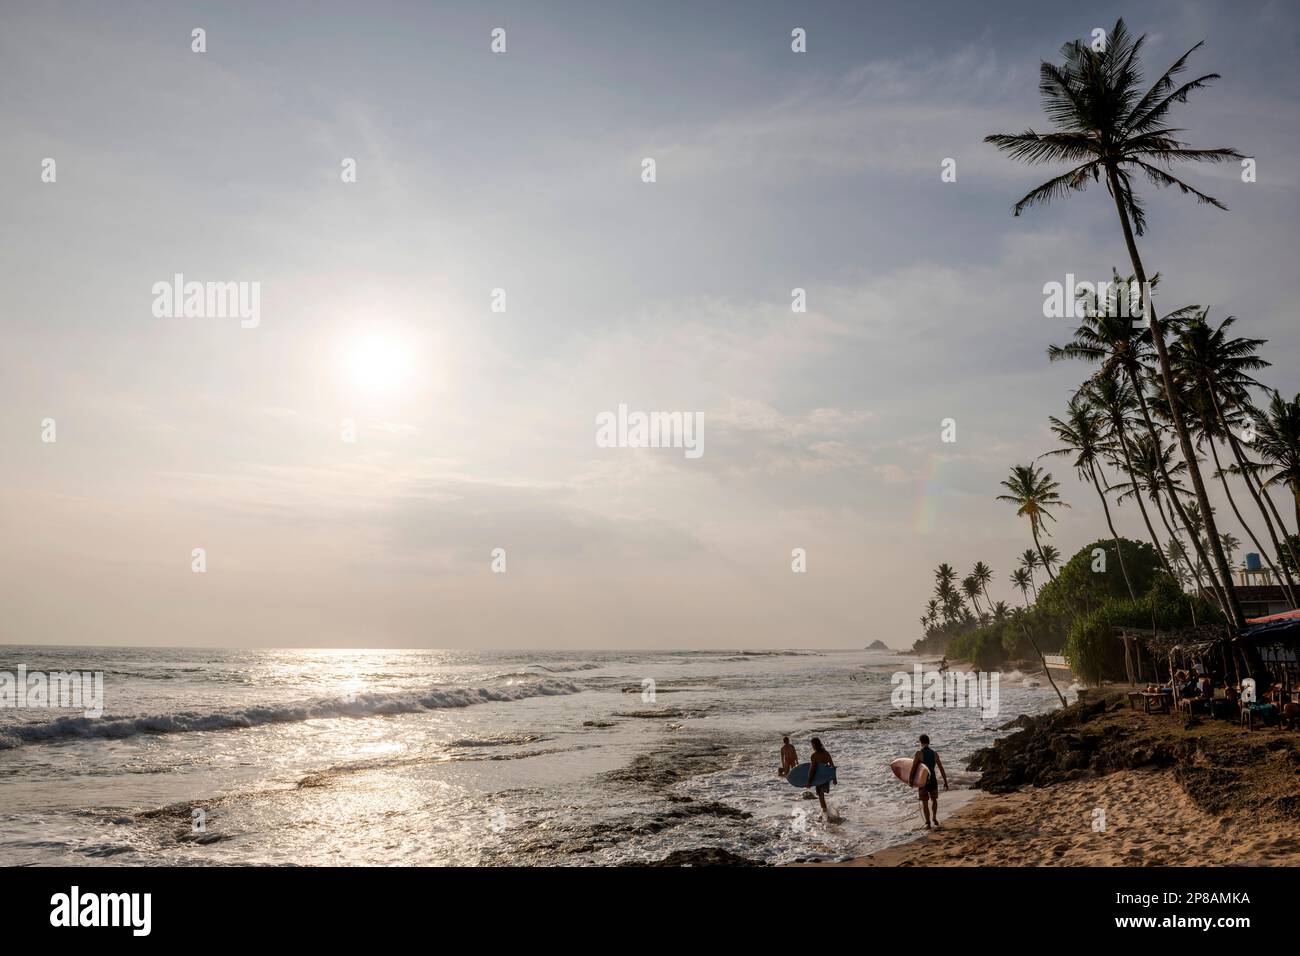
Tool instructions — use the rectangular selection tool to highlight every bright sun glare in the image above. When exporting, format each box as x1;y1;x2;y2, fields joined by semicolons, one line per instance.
342;334;413;393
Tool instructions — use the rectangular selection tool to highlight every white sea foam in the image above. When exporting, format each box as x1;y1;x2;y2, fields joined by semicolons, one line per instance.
0;679;582;750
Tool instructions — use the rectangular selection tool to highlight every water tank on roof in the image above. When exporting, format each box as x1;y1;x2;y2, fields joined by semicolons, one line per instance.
1245;552;1262;571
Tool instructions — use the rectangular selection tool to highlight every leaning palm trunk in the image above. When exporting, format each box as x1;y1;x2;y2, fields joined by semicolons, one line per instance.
1154;493;1217;624
1030;525;1056;583
1111;422;1177;578
1210;388;1300;597
1254;471;1300;576
1088;460;1136;600
1125;367;1231;614
1015;618;1067;706
1105;164;1245;629
1206;435;1297;606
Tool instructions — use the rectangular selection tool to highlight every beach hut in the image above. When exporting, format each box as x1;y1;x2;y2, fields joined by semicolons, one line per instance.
1238;614;1300;694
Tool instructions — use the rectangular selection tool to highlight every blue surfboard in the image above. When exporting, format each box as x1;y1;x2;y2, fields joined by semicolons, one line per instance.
786;762;836;787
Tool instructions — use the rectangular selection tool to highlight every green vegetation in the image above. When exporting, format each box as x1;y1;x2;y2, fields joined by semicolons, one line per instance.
909;20;1300;686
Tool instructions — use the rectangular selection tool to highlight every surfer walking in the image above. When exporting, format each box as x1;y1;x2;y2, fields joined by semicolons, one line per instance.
778;736;798;777
806;737;837;818
910;734;948;829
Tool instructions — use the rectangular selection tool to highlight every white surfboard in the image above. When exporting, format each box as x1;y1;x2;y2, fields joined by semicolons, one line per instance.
890;756;930;788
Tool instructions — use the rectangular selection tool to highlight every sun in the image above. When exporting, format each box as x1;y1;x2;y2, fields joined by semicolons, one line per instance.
340;333;413;394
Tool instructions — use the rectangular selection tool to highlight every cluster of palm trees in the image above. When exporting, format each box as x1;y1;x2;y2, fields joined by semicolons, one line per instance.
971;20;1300;660
918;551;1060;636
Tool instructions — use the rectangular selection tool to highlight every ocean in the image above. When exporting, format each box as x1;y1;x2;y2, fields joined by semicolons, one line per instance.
0;646;1067;866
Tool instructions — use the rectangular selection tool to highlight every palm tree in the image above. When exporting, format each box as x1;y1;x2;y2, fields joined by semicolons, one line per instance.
987;19;1247;629
1115;432;1228;618
1048;275;1226;609
998;464;1069;581
1254;391;1300;537
1010;567;1034;606
1046;392;1136;598
1168;309;1298;601
972;561;996;612
1220;533;1240;567
1040;544;1062;579
1167;538;1191;588
1083;370;1174;575
1017;550;1042;599
991;600;1010;622
961;575;984;617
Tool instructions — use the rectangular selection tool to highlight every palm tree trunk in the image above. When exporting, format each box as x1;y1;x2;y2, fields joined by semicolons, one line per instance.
1126;371;1231;613
1241;460;1300;594
1088;460;1136;600
1206;434;1297;606
1154;491;1217;624
1104;163;1246;631
1014;616;1067;706
1212;388;1300;596
1258;477;1300;570
1110;424;1176;577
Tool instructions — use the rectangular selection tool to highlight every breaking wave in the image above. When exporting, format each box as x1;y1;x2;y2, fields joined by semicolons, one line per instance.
0;680;582;750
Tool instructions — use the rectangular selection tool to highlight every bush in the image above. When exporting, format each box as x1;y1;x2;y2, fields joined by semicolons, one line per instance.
1037;537;1165;620
1064;575;1225;684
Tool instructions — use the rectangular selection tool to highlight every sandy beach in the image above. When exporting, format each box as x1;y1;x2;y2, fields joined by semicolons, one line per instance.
818;689;1300;867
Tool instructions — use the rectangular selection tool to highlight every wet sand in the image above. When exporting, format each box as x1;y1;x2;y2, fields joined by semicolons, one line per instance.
816;690;1300;867
826;765;1300;866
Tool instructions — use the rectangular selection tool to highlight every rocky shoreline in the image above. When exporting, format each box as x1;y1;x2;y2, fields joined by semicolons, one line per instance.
818;690;1300;867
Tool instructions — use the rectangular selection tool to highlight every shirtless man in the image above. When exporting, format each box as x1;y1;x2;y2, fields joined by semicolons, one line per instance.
805;737;837;819
910;734;949;829
778;736;798;777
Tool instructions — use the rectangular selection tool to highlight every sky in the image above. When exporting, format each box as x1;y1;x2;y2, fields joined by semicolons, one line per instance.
2;0;1298;648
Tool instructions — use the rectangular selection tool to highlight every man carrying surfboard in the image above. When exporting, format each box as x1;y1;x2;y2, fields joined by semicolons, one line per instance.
805;737;837;818
910;734;948;829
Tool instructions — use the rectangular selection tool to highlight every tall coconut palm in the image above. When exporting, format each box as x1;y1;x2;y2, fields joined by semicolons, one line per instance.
1115;431;1228;620
1048;275;1226;609
987;19;1247;629
1046;393;1137;598
1153;360;1296;605
1254;391;1300;536
998;464;1069;581
992;600;1010;622
1168;309;1299;601
1083;370;1174;576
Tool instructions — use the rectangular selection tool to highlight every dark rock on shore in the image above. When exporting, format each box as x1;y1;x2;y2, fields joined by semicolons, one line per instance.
968;693;1165;792
967;691;1300;821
